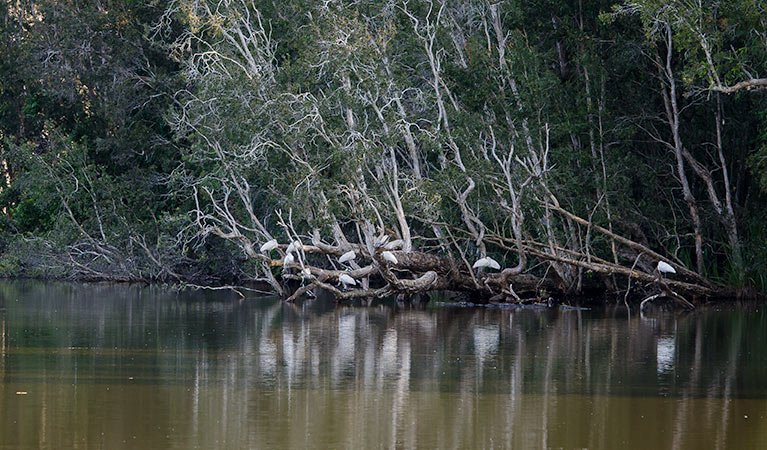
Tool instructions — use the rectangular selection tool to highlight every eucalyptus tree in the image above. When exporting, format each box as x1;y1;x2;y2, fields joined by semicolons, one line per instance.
159;0;720;302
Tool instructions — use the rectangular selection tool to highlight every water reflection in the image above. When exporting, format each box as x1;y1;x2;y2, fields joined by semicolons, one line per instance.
656;336;675;375
0;281;766;449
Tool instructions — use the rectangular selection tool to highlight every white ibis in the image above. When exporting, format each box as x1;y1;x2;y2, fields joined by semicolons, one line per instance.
260;239;279;253
286;240;302;254
657;261;676;274
338;273;356;286
473;257;501;270
339;250;356;264
381;251;398;265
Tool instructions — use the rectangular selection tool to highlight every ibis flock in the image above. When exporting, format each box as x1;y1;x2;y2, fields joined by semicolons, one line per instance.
259;237;507;289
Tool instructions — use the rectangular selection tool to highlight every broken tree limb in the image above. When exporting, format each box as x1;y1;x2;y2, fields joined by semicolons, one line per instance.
523;246;713;298
710;78;767;94
546;203;714;288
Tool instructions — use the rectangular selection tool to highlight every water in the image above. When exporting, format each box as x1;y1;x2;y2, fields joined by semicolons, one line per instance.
1;281;766;449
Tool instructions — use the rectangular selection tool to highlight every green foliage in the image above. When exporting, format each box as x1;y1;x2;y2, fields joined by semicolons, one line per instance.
0;0;765;294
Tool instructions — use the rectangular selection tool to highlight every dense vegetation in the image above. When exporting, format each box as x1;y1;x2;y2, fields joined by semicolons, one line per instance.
1;0;766;302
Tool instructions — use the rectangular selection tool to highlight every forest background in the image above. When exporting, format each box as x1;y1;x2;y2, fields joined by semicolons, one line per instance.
1;0;766;302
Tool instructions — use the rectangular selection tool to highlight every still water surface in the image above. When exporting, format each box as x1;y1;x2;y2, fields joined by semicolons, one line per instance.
1;281;766;449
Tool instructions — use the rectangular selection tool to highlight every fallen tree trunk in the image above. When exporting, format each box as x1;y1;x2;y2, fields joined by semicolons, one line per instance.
271;240;718;304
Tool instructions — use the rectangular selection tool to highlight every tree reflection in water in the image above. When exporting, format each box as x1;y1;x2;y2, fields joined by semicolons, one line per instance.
0;281;766;449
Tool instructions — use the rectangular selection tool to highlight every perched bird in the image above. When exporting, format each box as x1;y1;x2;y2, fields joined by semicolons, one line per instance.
260;239;279;253
338;273;356;286
642;260;695;311
339;250;356;264
473;256;501;270
286;240;302;254
381;251;398;265
384;239;404;250
657;261;676;274
284;253;295;265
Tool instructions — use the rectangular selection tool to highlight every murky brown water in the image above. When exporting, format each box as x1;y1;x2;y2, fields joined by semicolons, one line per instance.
1;281;766;449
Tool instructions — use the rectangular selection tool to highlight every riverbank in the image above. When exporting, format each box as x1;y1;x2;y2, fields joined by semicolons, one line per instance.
0;271;761;308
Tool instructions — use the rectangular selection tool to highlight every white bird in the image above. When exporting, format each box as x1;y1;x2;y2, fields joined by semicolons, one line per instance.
657;261;676;274
339;250;356;264
384;239;404;250
260;239;279;253
286;240;302;254
473;257;501;270
338;273;356;286
283;253;295;265
381;251;398;265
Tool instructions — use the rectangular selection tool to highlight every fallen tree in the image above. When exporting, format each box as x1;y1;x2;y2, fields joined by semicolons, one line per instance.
217;201;723;305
